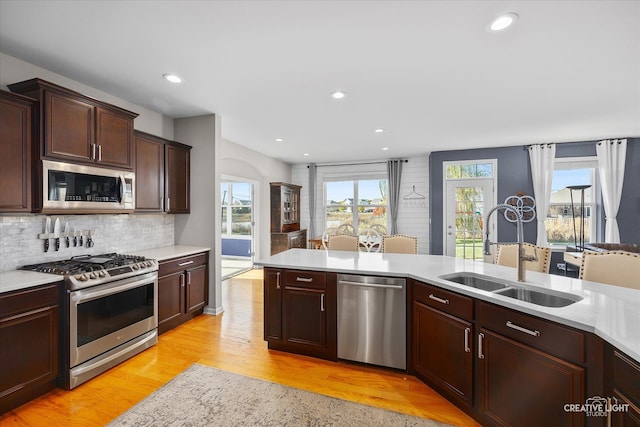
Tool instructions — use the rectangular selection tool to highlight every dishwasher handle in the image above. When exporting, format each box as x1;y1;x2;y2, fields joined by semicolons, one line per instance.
338;280;403;290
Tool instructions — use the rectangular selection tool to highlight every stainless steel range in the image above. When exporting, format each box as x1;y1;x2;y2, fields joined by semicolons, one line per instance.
21;253;158;389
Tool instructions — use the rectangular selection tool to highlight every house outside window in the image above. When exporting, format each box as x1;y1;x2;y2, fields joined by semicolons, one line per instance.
325;178;388;234
545;157;598;247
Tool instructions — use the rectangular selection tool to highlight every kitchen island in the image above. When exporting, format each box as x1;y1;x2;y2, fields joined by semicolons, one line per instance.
256;249;640;427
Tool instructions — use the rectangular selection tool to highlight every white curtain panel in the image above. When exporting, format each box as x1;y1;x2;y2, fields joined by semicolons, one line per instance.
596;139;627;243
528;143;556;246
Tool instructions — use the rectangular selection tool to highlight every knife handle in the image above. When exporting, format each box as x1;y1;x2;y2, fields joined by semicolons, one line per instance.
44;239;49;252
65;237;70;247
55;238;60;251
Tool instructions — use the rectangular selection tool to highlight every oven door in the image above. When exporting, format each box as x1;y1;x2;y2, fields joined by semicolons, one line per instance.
69;271;158;368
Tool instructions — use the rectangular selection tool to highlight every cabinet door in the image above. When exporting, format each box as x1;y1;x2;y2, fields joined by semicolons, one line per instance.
477;328;585;427
283;285;326;349
165;143;190;213
263;268;282;341
44;91;94;162
185;264;207;313
158;272;184;329
412;302;473;406
0;92;32;212
134;132;165;212
95;107;133;169
0;305;58;413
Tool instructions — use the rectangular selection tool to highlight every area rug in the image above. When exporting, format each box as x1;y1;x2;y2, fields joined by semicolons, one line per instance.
107;363;453;426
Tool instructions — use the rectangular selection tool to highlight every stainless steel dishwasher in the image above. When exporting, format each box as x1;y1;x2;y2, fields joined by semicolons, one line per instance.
337;274;406;370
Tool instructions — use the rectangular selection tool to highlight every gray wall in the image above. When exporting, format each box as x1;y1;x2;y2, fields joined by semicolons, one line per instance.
429;138;640;255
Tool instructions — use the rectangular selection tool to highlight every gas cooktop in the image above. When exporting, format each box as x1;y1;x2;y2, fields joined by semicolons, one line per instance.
21;253;158;290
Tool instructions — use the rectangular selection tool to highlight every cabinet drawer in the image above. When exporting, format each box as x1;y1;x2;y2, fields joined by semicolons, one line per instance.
283;270;326;289
613;350;640;407
478;301;585;363
159;252;207;277
413;280;473;321
0;284;59;318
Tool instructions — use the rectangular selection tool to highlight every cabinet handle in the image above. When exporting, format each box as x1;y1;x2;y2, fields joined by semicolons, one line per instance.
180;273;185;288
478;333;485;359
276;271;281;289
97;144;102;161
506;321;540;337
464;327;471;353
178;260;194;266
428;294;449;305
91;143;97;160
296;276;313;283
167;198;171;211
607;397;612;427
321;294;325;312
160;197;164;211
186;271;191;285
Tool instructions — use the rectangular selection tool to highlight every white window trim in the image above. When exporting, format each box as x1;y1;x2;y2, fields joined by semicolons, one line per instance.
323;176;388;234
547;156;598;248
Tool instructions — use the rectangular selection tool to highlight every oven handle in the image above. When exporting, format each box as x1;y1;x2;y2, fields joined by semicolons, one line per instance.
71;272;157;304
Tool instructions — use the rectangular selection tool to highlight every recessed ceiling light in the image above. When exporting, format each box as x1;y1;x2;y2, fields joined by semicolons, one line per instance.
382;147;389;151
374;128;385;133
303;153;310;156
275;138;284;142
488;13;518;32
331;91;346;99
163;73;183;83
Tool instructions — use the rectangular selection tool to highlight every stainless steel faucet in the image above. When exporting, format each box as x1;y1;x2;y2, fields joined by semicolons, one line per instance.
484;203;537;282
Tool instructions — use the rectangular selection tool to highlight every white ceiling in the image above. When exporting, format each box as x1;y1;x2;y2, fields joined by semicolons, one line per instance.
1;1;639;164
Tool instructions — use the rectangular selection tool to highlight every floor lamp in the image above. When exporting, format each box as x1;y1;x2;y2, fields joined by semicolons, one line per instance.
567;185;591;251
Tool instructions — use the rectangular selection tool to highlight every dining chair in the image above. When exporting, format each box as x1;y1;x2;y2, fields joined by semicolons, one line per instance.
370;224;387;235
358;228;382;253
382;234;418;254
579;250;640;289
327;234;359;251
496;243;552;273
337;223;355;235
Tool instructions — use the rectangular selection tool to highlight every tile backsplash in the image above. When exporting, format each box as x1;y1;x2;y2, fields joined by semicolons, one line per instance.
0;214;174;272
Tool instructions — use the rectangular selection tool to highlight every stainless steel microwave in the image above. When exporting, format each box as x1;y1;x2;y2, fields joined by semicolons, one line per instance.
42;160;135;213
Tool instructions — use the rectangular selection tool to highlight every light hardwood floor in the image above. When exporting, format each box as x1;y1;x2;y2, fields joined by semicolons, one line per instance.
1;269;480;427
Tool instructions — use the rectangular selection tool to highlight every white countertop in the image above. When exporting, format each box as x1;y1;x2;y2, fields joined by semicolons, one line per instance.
0;270;63;294
255;249;640;363
129;245;211;261
0;245;211;295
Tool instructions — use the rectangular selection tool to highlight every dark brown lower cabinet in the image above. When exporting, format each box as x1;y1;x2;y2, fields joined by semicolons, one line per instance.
608;347;640;427
412;295;473;408
263;268;336;360
477;328;585;427
270;229;307;255
158;252;209;334
0;283;60;415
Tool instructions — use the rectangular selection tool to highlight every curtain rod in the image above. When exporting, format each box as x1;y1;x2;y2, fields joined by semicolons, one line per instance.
306;159;407;168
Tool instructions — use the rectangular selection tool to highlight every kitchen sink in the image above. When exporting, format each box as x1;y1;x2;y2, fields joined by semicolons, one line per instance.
492;287;582;308
439;272;510;292
438;272;582;308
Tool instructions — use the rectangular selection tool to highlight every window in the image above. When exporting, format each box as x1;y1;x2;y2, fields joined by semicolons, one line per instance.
545;158;598;247
221;182;252;236
325;178;388;234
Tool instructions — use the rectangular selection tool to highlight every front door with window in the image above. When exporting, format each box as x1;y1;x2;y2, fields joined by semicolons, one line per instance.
445;179;494;259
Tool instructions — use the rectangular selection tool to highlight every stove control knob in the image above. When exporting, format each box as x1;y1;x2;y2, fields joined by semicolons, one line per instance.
145;261;152;267
89;272;97;279
98;270;106;278
132;264;139;270
77;274;88;282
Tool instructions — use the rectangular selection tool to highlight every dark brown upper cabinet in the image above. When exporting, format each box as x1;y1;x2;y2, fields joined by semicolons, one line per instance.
133;131;191;214
0;90;35;213
165;141;191;214
8;78;138;170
